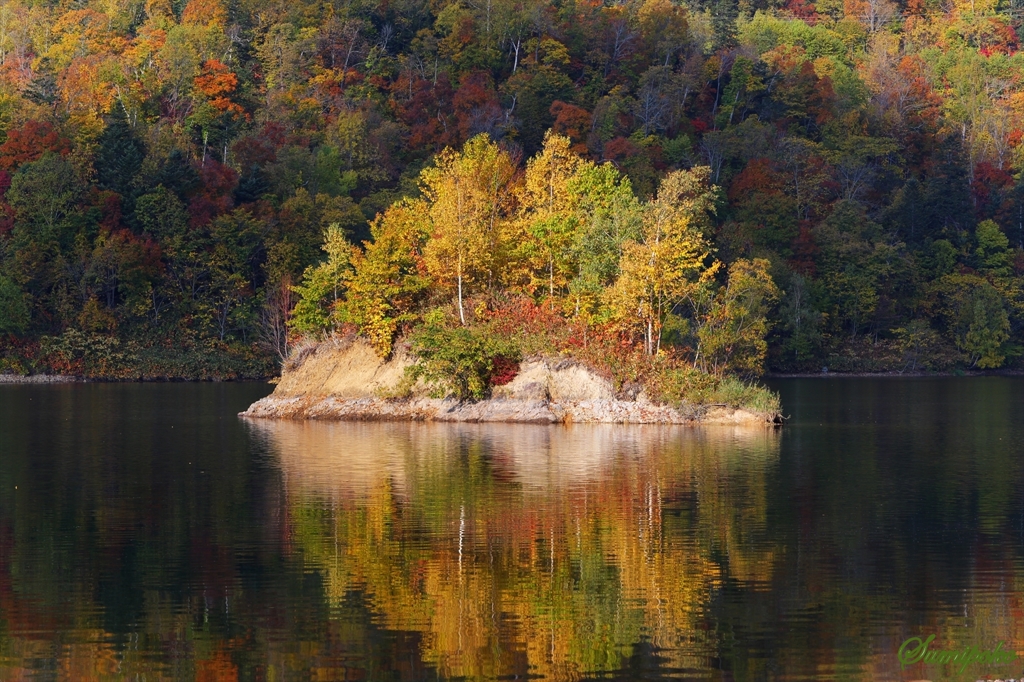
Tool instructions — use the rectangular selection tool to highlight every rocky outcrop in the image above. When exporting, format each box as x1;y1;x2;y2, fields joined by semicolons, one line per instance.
240;339;780;426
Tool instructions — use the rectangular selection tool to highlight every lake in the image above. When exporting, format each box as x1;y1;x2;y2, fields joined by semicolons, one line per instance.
1;378;1022;681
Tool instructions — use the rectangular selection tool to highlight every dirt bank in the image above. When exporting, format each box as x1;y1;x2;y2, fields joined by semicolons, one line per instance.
240;339;780;426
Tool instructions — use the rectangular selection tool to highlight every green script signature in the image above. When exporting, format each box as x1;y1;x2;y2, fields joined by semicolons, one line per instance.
899;635;1017;673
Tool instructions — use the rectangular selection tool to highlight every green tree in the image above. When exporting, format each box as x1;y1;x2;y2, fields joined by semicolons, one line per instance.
205;209;263;340
696;258;781;377
407;308;518;400
0;275;29;333
930;274;1010;368
975;219;1011;275
517;132;588;302
290;223;353;338
7;152;82;243
567;162;643;322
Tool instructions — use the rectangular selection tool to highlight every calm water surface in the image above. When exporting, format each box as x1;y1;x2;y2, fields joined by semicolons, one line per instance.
1;378;1023;681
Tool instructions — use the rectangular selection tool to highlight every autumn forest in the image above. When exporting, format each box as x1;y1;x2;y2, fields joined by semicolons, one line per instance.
0;0;1022;383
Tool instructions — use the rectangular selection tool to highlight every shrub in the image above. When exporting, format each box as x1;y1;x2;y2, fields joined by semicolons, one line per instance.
39;330;134;377
489;355;520;386
649;365;780;415
408;309;521;400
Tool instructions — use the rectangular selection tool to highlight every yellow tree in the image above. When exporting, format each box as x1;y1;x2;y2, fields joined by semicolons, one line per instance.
421;134;518;325
607;167;719;356
341;199;433;356
517;131;589;301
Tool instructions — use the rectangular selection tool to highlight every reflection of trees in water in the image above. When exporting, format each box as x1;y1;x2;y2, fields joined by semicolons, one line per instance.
255;421;782;680
7;380;1022;680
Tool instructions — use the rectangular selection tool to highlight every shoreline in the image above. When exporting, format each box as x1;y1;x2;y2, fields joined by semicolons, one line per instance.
239;393;783;426
0;374;273;384
241;340;783;427
0;373;80;384
5;370;1020;385
767;369;1024;378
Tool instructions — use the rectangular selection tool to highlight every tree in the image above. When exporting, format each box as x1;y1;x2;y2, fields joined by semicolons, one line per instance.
421;134;518;325
0;275;29;333
341;200;432;356
205;209;262;340
813;201;900;338
0;121;72;172
135;186;209;309
636;0;688;67
518;132;588;301
695;259;780;377
95;111;145;197
567;162;643;322
845;0;896;32
289;223;353;338
7;153;82;242
502;56;575;154
975;219;1011;275
607;167;720;355
929;274;1010;368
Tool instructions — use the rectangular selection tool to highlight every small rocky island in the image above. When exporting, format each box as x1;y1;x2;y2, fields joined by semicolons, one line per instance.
240;338;782;426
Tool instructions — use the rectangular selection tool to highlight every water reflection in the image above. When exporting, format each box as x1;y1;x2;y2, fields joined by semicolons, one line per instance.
3;380;1024;680
248;421;782;680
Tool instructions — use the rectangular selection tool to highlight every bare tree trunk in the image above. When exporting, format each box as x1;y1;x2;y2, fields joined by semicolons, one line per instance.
511;37;521;73
457;256;466;325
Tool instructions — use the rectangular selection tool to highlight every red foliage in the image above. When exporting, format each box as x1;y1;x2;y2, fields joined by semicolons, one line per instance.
188;160;238;227
452;71;503;143
550;100;592;154
0;121;72;171
484;296;566;339
0;169;13;233
789;222;819;276
785;0;817;22
391;74;456;150
101;227;164;275
983;18;1018;56
489;355;519;386
972;161;1013;214
797;61;835;125
95;190;124;231
263;121;287;147
198;159;239;199
894;56;942;135
311;69;345;102
231;122;285;172
450;15;475;47
728;158;785;201
602;136;639;163
338;68;363;89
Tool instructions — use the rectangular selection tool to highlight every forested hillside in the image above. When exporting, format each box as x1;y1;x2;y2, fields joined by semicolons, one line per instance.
0;0;1021;379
